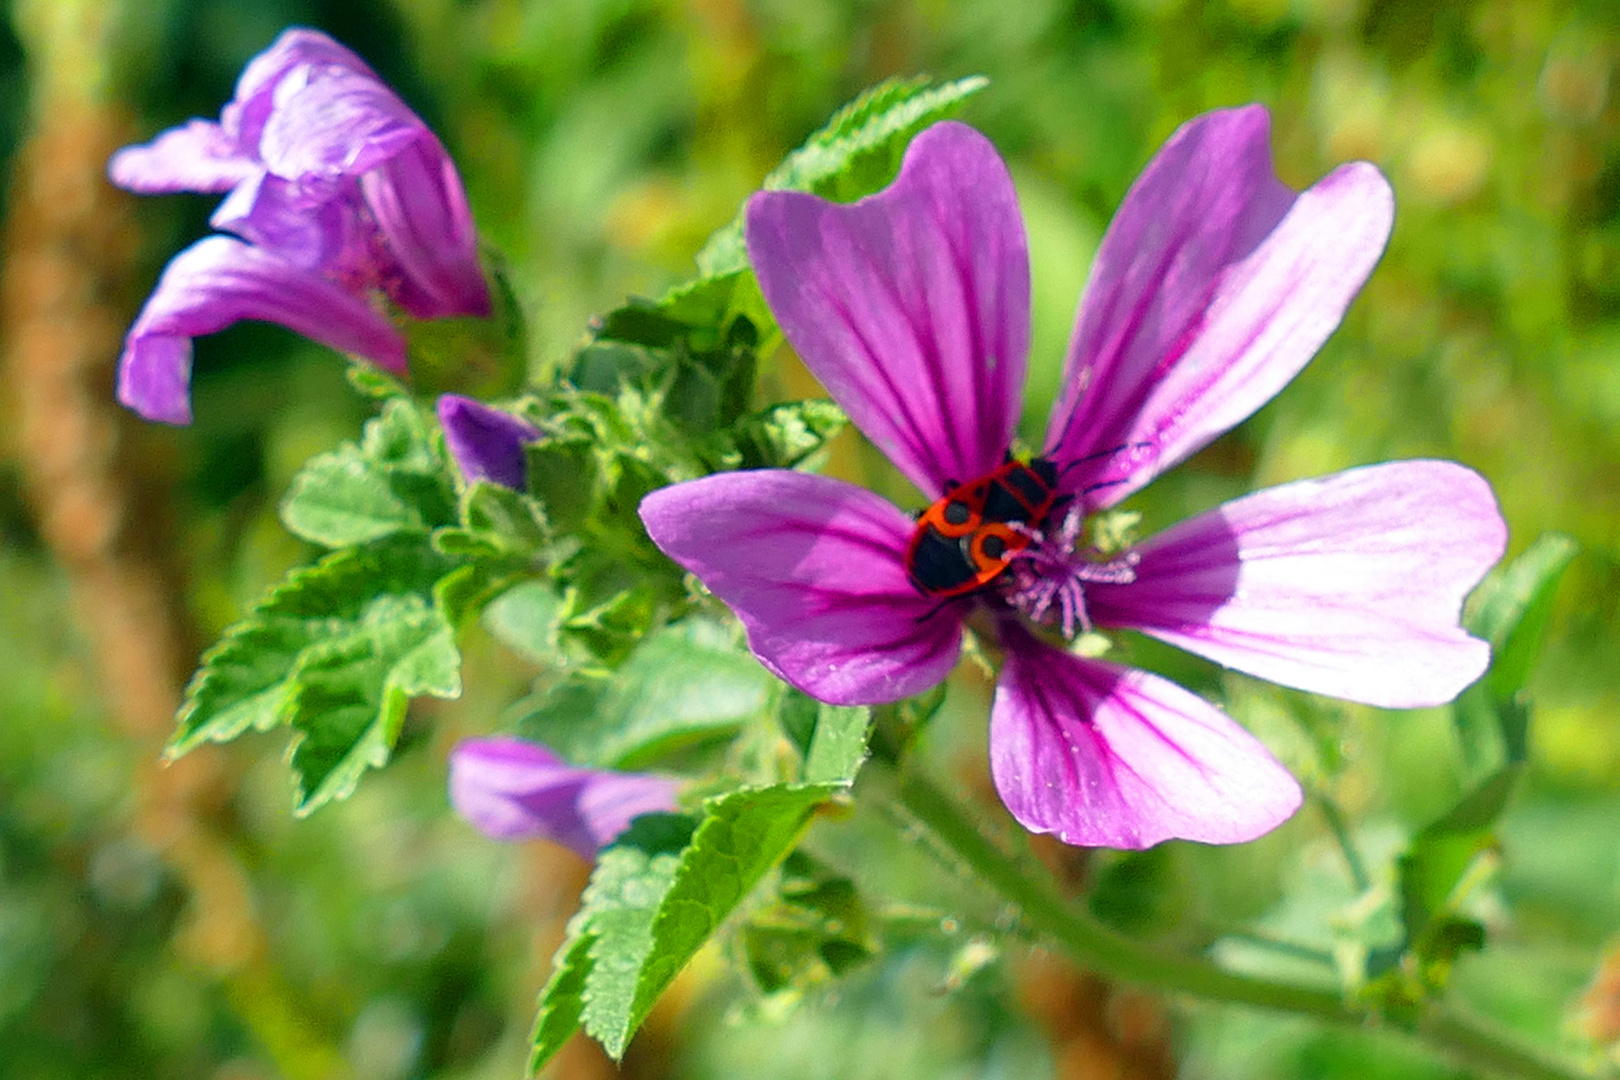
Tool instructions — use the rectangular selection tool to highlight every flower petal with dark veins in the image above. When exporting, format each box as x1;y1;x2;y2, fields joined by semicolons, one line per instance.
641;470;963;705
990;623;1302;849
747;122;1030;500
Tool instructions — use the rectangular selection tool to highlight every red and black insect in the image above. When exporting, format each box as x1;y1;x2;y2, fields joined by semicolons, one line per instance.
905;456;1063;598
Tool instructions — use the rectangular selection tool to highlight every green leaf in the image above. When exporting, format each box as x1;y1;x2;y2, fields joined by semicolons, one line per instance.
461;481;550;556
481;580;565;666
1452;532;1578;776
695;75;990;277
743;852;876;995
728;399;848;471
434;560;532;631
280;445;425;547
528;927;596;1072
169;538;463;812
585;784;839;1060
280;400;456;548
514;618;774;768
525;439;598;534
802;703;871;783
1392;768;1514;995
1468;532;1578;703
285;594;461;814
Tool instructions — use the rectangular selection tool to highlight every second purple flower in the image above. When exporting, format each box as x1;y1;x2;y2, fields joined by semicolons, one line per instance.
111;28;491;424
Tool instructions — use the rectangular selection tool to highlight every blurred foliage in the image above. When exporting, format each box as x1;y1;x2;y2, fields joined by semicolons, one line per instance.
1;0;1618;1078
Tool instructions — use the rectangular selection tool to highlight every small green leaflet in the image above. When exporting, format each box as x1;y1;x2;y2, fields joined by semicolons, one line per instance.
801;702;871;784
695;75;989;278
727;399;848;471
1468;531;1578;710
1451;530;1578;778
281;399;456;548
1383;532;1579;999
284;594;461;811
168;537;462;815
530;783;842;1067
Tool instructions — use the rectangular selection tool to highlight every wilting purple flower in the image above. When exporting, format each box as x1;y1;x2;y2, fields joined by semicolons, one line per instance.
640;109;1507;849
449;736;681;859
437;394;541;489
110;27;490;424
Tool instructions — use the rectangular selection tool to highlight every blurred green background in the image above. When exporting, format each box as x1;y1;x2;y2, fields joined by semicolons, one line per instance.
0;0;1616;1078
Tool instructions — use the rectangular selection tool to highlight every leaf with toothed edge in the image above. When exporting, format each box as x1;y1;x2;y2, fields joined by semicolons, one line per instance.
528;783;842;1066
168;537;464;814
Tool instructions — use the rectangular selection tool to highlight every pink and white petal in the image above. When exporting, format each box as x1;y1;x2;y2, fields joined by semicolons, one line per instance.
990;626;1302;849
107;119;258;193
746;122;1030;499
1086;461;1506;708
640;470;963;705
117;236;408;424
1044;106;1394;508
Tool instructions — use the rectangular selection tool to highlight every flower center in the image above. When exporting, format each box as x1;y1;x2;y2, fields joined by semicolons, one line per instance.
904;457;1139;639
1004;503;1139;639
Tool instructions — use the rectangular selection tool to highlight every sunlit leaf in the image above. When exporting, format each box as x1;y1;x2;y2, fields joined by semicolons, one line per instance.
695;75;991;277
281;399;455;547
513;618;773;768
169;538;463;814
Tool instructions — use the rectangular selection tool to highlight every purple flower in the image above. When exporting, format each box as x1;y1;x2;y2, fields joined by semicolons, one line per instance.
111;28;490;424
449;737;682;859
640;109;1507;849
437;394;541;489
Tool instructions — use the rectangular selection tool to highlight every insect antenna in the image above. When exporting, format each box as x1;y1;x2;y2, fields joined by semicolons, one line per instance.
1051;439;1156;481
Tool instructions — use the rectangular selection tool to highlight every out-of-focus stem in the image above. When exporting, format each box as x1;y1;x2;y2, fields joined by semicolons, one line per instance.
885;766;1606;1080
1315;790;1372;893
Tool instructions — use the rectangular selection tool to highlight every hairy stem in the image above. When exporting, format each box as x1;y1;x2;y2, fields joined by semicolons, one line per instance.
885;766;1604;1080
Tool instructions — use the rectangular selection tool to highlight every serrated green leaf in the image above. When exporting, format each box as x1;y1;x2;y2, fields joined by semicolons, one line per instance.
802;703;871;783
695;75;989;277
293;597;461;808
513;618;773;768
169;622;309;750
281;400;455;548
482;580;565;665
169;539;463;813
286;593;461;814
528;927;596;1072
578;783;839;1059
281;445;424;547
729;399;848;471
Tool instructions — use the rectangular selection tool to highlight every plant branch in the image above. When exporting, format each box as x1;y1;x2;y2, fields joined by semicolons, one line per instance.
883;765;1604;1080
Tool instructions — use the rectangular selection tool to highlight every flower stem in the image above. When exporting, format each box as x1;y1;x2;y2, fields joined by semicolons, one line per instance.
1315;790;1371;893
885;765;1604;1080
